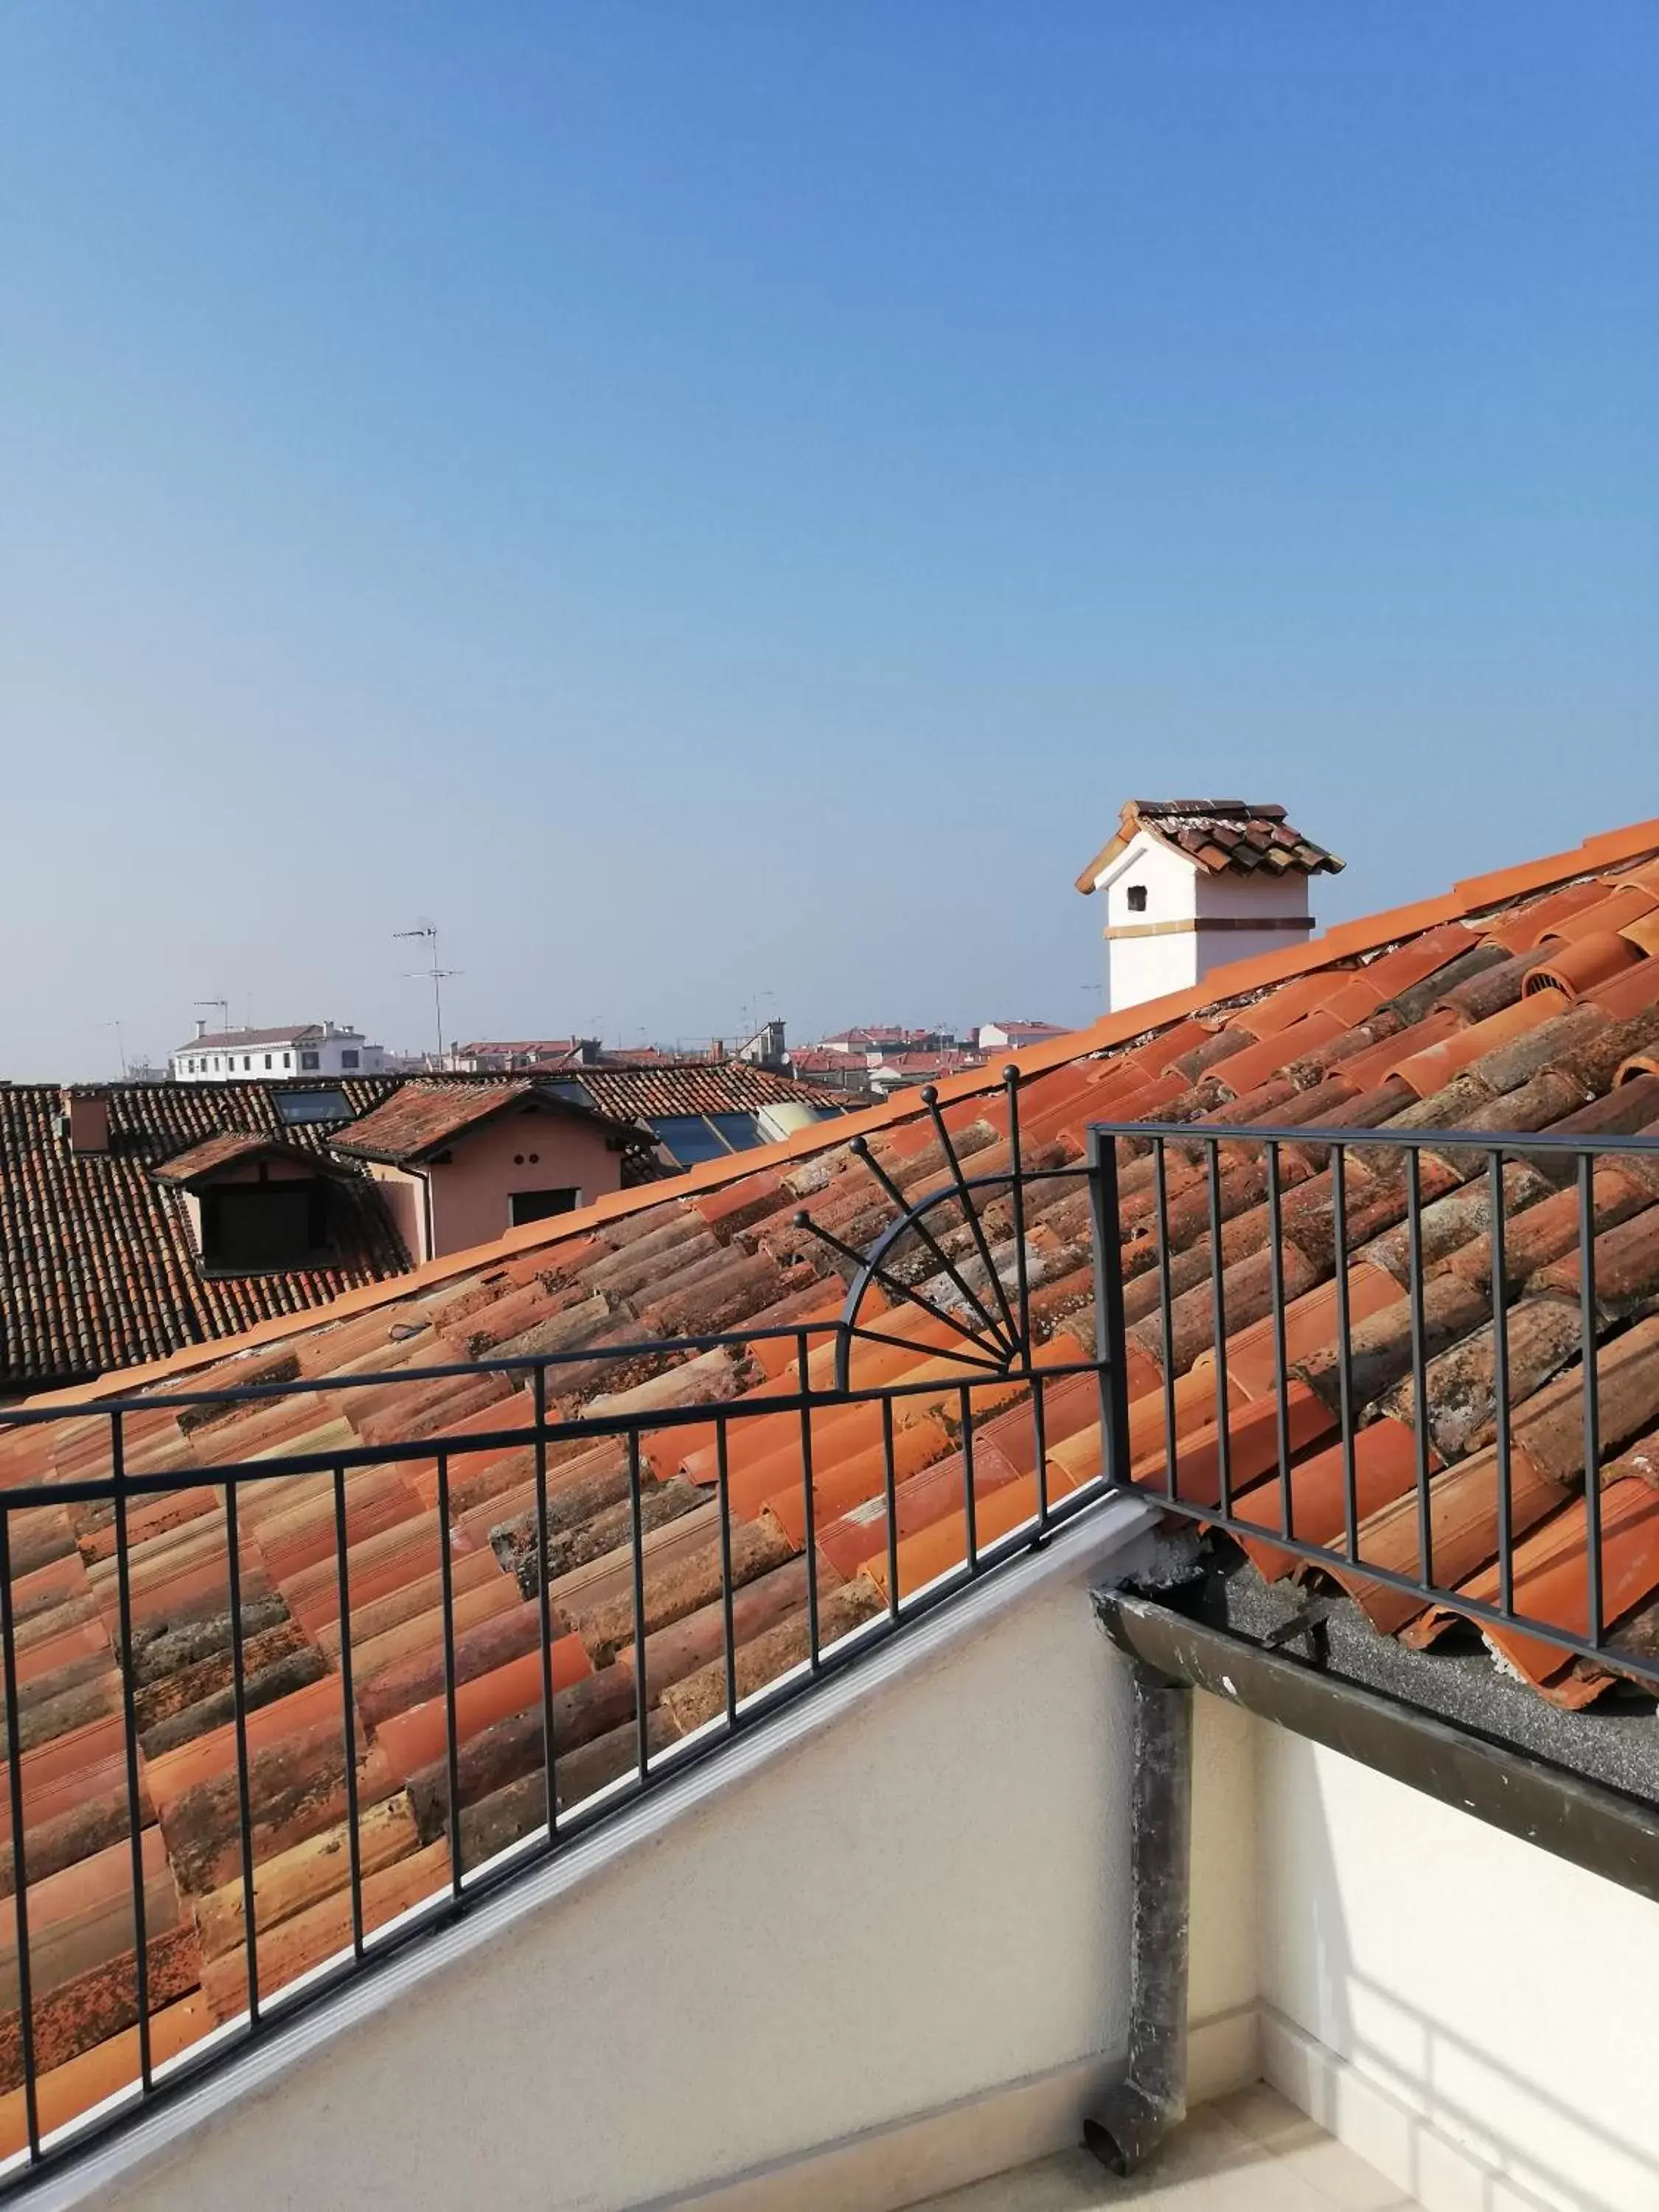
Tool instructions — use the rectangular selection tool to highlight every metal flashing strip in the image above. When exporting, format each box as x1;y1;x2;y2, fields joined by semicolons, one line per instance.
1093;1587;1659;1910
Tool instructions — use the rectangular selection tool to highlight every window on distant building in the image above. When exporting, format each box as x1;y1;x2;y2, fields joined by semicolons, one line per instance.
200;1183;329;1271
1127;883;1148;912
300;1050;320;1071
509;1188;579;1227
265;1054;273;1069
283;1052;293;1068
243;1055;252;1070
341;1049;360;1070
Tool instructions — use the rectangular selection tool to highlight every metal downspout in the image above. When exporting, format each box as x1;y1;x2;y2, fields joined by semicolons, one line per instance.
1082;1655;1193;2175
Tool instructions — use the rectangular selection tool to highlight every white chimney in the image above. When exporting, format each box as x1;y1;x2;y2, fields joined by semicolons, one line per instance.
195;1018;208;1038
1075;800;1343;1015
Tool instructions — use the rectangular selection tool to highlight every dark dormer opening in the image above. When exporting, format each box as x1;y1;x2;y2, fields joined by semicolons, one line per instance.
200;1182;332;1272
1127;884;1149;913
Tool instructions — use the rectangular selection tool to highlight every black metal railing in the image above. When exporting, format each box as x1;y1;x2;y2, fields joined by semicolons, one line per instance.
0;1075;1123;2188
1089;1118;1659;1694
5;1082;1655;2188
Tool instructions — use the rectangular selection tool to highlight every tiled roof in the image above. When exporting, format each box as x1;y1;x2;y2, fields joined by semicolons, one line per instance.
455;1039;588;1060
1075;799;1345;892
0;1071;844;1393
174;1025;332;1053
563;1062;851;1121
329;1081;602;1164
6;813;1659;2141
0;1082;412;1391
150;1134;330;1184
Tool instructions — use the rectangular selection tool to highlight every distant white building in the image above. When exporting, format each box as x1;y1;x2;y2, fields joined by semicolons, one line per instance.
975;1019;1069;1052
170;1020;389;1084
1074;799;1344;1013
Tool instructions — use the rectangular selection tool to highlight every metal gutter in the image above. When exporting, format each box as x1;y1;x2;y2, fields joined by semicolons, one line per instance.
1094;1586;1659;1910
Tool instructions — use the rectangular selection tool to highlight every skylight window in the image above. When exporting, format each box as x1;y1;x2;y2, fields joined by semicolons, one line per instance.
647;1115;734;1166
274;1088;352;1126
540;1079;598;1113
706;1113;764;1150
645;1110;783;1166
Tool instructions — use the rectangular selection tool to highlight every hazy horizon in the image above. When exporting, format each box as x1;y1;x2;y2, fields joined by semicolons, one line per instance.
5;4;1655;1081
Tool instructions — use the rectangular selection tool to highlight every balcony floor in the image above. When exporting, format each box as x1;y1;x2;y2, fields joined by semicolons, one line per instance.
915;2084;1416;2210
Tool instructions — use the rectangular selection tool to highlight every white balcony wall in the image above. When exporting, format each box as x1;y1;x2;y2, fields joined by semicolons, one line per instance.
94;1524;1258;2212
1255;1717;1659;2212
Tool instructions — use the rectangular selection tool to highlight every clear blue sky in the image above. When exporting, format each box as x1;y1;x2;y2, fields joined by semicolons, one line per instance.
4;4;1655;1076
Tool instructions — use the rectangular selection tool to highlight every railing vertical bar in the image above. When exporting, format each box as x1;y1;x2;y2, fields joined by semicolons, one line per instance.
1332;1145;1359;1565
1406;1148;1433;1588
882;1395;902;1618
717;1420;738;1729
437;1451;463;1896
1266;1140;1293;1541
1005;1063;1032;1360
1579;1152;1604;1648
1489;1151;1515;1616
223;1476;259;2025
532;1363;558;1840
627;1431;650;1778
1086;1126;1133;1489
797;1331;821;1666
110;1411;153;2090
1153;1137;1178;1503
960;1382;978;1571
1030;1371;1050;1534
1206;1139;1233;1520
332;1464;365;1960
0;1506;41;2161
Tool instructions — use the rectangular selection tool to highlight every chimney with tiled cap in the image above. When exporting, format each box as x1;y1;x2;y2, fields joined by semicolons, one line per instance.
1074;799;1344;1013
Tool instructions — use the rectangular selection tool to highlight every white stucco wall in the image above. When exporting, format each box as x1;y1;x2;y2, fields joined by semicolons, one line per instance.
88;1523;1259;2212
1256;1722;1659;2212
1095;830;1316;1014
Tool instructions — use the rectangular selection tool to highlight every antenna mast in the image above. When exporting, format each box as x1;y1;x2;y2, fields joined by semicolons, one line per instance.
395;923;459;1066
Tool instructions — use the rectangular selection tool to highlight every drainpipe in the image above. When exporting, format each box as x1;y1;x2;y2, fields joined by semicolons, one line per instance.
1082;1655;1192;2175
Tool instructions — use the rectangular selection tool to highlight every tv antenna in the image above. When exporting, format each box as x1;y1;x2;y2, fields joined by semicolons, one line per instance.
98;1020;128;1079
195;998;229;1040
396;922;459;1065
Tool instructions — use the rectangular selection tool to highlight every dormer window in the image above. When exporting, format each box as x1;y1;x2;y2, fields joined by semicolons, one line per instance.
1127;884;1148;913
201;1183;330;1271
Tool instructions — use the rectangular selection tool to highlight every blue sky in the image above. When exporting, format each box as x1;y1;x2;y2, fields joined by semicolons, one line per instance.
4;4;1655;1075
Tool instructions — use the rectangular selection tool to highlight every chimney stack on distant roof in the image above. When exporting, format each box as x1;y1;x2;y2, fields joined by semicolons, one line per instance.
60;1090;111;1156
195;1018;208;1039
1074;799;1343;1015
